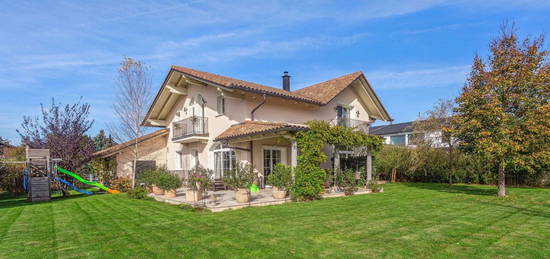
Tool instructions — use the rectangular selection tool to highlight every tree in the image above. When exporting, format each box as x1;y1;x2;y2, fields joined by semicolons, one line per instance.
413;99;458;184
93;130;115;151
0;137;10;158
17;98;96;172
110;57;152;187
0;137;9;146
452;24;550;196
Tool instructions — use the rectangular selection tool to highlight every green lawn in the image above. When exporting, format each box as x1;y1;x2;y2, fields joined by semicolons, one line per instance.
1;184;549;258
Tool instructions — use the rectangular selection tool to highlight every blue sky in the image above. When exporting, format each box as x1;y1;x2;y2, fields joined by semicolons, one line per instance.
1;0;549;143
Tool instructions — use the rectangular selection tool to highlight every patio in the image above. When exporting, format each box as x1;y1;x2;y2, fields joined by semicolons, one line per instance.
150;186;382;212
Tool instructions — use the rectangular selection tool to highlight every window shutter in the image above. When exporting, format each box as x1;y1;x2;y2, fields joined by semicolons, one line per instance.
217;95;225;114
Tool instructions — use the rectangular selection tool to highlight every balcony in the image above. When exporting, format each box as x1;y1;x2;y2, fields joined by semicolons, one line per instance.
172;116;209;143
333;118;370;133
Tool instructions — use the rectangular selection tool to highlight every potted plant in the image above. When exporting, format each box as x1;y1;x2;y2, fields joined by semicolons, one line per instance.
149;170;164;195
186;166;212;202
336;169;365;196
367;177;383;193
139;169;156;193
267;164;292;199
157;170;181;198
223;162;256;203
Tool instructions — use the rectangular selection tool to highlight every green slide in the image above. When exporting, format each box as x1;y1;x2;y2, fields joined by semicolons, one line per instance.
55;166;120;194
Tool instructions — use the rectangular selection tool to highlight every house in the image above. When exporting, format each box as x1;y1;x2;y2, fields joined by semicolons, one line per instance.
93;129;169;180
101;65;392;187
370;121;448;148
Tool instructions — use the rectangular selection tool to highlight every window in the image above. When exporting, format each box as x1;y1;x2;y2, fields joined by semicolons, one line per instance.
217;95;225;115
390;135;406;146
263;149;281;185
336;105;350;127
214;145;235;179
192;150;199;168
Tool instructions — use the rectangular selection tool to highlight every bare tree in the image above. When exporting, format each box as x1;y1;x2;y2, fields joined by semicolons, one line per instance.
413;99;458;184
110;57;152;187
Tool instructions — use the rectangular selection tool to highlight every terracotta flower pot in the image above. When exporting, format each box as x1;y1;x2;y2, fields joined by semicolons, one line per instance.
272;186;287;199
152;184;164;195
235;188;250;203
186;190;203;202
164;189;177;198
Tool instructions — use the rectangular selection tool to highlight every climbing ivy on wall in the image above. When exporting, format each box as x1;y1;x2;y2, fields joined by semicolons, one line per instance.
291;120;383;201
292;130;327;201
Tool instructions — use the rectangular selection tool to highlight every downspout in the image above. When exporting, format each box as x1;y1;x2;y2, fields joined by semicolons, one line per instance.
250;94;267;121
250;94;266;187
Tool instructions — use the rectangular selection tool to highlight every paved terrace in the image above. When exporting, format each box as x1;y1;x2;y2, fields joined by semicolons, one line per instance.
150;186;382;212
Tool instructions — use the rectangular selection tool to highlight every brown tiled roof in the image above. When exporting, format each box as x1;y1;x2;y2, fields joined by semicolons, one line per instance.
215;121;308;141
172;66;321;104
93;129;168;158
293;71;363;104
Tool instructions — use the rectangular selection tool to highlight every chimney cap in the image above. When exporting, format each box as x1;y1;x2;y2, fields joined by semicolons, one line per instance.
283;71;289;76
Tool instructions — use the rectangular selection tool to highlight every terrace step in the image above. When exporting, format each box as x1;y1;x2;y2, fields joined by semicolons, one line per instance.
213;180;226;191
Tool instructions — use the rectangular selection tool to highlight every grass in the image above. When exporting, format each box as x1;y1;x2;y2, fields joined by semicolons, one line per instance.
1;183;549;258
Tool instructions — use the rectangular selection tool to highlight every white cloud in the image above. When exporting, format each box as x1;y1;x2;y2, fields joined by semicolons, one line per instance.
366;65;471;89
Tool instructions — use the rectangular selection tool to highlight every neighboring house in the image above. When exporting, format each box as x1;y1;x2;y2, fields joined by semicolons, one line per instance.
93;129;169;179
102;65;392;187
370;121;448;148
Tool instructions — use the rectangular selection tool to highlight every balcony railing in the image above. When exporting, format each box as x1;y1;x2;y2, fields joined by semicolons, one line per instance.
172;116;208;140
333;118;370;133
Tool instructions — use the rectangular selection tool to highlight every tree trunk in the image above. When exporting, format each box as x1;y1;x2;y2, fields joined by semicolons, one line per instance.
333;146;339;192
448;146;453;185
132;138;138;188
497;161;506;197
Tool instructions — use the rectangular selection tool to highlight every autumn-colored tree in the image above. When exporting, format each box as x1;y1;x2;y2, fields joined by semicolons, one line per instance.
452;24;550;196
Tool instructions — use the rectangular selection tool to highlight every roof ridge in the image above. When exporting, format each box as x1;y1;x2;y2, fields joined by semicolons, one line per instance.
293;71;362;92
172;65;273;88
171;65;319;103
292;71;363;104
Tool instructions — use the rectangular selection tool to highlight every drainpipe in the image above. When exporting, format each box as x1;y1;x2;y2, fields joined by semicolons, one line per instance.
250;94;267;121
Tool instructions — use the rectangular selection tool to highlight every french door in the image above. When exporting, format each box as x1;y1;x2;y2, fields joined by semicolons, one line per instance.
263;147;287;186
214;149;235;179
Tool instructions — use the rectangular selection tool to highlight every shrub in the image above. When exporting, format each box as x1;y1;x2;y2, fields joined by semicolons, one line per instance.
127;186;148;199
137;169;158;187
157;172;181;190
336;169;365;195
110;177;132;192
367;179;383;193
0;162;25;193
267;164;292;190
223;162;256;190
188;166;213;192
292;130;326;201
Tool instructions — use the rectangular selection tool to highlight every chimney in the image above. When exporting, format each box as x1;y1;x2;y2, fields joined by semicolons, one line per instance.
282;71;291;91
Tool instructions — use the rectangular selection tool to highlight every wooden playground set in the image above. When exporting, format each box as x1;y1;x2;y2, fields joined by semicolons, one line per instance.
23;147;119;202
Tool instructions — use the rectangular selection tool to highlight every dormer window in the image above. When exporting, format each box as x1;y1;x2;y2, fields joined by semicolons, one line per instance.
217;95;225;115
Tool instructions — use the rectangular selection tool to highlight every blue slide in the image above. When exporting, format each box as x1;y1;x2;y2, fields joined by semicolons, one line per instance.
51;176;93;195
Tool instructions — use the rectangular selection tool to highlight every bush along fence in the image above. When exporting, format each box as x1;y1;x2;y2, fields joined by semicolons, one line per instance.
373;145;550;187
